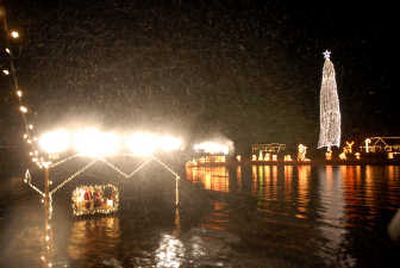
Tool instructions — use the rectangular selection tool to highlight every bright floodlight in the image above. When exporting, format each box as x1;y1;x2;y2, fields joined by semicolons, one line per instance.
158;135;183;152
126;132;158;156
194;141;231;155
19;105;28;113
10;30;20;39
73;128;120;157
39;130;71;154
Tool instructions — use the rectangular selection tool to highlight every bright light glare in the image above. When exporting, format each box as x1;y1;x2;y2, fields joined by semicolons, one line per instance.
126;133;182;156
126;132;158;156
19;106;28;113
194;141;231;155
73;128;120;157
38;128;182;157
39;130;71;154
10;30;20;39
158;135;183;151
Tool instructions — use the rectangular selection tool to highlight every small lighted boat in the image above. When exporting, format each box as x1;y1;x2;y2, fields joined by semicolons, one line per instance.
71;184;119;216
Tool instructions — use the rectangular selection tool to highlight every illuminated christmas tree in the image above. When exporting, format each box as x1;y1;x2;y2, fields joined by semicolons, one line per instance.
317;50;341;152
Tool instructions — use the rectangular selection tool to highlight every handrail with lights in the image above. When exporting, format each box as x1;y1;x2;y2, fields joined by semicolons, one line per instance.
23;129;185;218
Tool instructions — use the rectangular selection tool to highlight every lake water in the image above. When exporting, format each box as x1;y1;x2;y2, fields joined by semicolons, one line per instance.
1;164;400;267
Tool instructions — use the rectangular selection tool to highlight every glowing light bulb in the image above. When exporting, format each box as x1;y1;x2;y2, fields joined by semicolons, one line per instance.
39;129;71;154
19;106;28;113
10;30;20;39
16;90;23;97
126;132;158;156
2;69;9;75
73;128;120;157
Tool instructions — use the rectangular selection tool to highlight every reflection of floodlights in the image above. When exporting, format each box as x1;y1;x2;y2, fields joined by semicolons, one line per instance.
73;128;120;157
193;141;231;155
39;130;71;154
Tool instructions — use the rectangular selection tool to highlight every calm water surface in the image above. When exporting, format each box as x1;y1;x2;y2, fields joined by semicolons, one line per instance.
1;165;400;267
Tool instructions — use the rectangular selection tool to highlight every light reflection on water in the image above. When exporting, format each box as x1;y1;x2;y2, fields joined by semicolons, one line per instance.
68;216;120;261
1;165;400;267
155;234;185;268
186;164;400;267
186;166;230;193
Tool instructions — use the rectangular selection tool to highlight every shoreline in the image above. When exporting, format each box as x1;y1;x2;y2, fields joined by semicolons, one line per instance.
186;158;400;167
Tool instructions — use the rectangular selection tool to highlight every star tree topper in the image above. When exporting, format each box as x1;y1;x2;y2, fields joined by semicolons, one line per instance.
323;50;331;60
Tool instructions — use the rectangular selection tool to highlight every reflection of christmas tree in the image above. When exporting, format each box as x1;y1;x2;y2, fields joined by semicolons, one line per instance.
318;50;341;151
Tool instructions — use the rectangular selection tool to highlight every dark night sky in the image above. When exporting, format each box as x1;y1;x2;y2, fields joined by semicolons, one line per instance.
1;0;397;151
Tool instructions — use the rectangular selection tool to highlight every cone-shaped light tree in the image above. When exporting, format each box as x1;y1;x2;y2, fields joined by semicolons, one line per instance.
317;50;341;152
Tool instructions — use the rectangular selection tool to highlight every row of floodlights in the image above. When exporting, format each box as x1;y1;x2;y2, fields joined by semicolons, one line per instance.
38;128;232;157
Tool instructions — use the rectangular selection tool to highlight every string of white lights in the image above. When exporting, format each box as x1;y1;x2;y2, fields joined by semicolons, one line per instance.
125;158;152;178
24;169;45;196
318;50;341;150
98;158;133;178
1;6;44;167
49;159;98;195
152;156;180;179
49;156;178;195
49;153;80;169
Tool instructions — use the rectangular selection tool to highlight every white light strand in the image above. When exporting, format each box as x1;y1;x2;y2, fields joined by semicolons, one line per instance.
99;158;152;178
1;8;43;164
152;156;181;178
23;169;45;197
49;159;98;195
318;50;341;150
